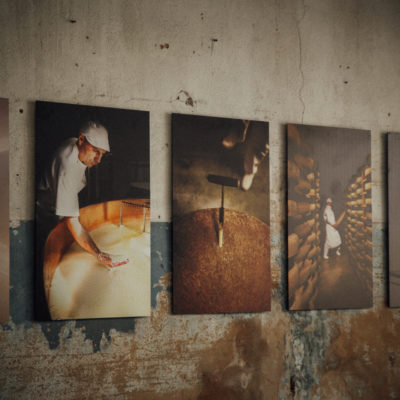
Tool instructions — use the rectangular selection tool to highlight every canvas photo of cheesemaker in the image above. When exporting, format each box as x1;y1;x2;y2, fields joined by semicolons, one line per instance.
287;124;372;310
35;101;150;320
172;114;270;314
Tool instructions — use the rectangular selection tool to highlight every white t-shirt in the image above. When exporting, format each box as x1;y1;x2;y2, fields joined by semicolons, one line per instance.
42;138;87;217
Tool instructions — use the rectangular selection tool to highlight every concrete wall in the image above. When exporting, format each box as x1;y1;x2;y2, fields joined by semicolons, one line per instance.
1;0;400;398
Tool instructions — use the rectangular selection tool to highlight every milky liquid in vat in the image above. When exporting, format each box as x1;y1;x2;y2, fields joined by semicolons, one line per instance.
49;222;150;320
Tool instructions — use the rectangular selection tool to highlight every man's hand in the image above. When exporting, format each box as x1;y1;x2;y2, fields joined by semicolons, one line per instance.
98;252;129;269
65;217;129;269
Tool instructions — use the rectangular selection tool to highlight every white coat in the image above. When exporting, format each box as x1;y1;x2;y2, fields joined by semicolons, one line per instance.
323;205;342;249
40;138;87;217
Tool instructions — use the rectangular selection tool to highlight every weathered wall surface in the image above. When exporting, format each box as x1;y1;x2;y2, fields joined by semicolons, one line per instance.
1;0;400;398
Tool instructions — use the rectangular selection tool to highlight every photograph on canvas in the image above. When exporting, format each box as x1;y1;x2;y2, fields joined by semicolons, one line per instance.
35;101;150;320
172;114;270;314
288;123;372;310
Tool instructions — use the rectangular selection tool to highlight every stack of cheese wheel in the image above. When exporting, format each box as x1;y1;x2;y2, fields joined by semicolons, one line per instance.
344;161;372;292
287;124;322;310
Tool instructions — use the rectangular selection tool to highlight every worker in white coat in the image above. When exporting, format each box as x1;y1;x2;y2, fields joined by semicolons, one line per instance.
37;121;128;269
323;197;342;259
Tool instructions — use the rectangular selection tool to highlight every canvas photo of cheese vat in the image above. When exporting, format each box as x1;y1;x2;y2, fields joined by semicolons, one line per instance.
35;101;150;320
287;124;372;310
172;114;270;314
388;133;400;307
0;98;9;323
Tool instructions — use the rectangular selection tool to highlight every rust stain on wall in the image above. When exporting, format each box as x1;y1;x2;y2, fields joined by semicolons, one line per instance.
3;209;400;398
151;271;172;333
319;308;400;400
198;318;286;399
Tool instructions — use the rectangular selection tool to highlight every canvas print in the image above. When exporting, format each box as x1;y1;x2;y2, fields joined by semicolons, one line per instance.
388;133;400;307
172;114;270;314
35;101;150;320
0;98;9;323
287;124;372;310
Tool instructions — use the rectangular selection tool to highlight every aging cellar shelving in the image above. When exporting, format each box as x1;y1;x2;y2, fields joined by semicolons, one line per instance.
344;162;372;291
288;125;321;309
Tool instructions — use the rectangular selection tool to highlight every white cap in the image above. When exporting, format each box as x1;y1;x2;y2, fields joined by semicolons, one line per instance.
326;197;332;203
84;125;110;152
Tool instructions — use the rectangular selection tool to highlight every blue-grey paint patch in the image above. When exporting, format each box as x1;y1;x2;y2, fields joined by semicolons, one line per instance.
373;226;386;265
2;324;12;331
271;231;287;309
75;318;135;352
40;321;66;349
151;222;172;308
9;221;35;326
278;252;288;308
6;220;172;352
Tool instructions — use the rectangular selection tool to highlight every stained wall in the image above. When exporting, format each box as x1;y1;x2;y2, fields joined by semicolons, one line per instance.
1;0;400;398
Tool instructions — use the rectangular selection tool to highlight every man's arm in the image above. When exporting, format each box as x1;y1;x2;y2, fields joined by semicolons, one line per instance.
65;217;129;268
333;210;346;229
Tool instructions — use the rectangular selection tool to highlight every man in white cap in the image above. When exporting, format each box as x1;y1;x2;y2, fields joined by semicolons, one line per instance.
37;121;128;269
323;197;343;259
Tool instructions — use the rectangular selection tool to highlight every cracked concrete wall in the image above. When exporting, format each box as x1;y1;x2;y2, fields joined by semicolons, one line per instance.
1;0;400;398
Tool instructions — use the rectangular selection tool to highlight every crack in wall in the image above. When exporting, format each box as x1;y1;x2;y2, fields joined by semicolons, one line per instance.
296;0;307;123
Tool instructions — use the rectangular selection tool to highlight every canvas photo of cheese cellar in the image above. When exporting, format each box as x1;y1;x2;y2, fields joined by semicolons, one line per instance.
172;114;270;314
35;101;150;320
287;124;372;310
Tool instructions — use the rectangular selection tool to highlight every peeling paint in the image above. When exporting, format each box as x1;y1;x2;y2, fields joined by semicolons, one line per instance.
151;223;172;308
319;309;400;399
175;90;195;107
7;221;172;352
10;219;21;229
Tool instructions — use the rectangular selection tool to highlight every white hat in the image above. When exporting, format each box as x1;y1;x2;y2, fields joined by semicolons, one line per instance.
326;197;332;203
84;125;110;152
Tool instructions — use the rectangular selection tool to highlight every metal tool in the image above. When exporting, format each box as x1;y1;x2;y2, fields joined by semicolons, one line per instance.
207;174;240;248
120;200;150;233
207;174;240;188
